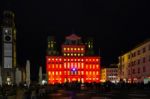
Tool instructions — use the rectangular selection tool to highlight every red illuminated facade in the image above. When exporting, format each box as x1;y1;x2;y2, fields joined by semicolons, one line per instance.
46;34;101;84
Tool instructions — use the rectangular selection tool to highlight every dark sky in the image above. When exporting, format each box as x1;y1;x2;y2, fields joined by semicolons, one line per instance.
1;0;150;79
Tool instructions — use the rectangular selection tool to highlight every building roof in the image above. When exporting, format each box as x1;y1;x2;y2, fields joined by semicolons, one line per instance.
66;34;81;40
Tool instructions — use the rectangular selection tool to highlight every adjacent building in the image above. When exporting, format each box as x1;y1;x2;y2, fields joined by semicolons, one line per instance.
46;34;101;84
101;64;118;83
118;39;150;83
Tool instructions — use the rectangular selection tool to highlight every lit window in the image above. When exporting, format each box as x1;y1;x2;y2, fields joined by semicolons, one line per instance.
93;71;95;75
78;54;80;56
93;65;95;69
81;63;84;68
64;63;66;68
78;71;80;75
86;65;88;69
96;59;99;61
96;65;99;68
86;71;88;75
64;59;66;61
81;54;83;56
75;59;77;61
64;48;66;51
52;72;54;75
67;53;70;56
60;71;62;75
64;53;66;56
48;72;51;75
74;54;76;56
93;59;95;61
56;58;58;61
67;48;70;50
48;58;50;61
68;59;70;61
96;71;99;75
59;58;61;61
52;64;54;68
89;71;92;75
81;48;84;50
86;59;88;61
56;72;58;75
90;65;92;69
78;48;80;50
81;59;84;61
71;59;73;61
59;64;62;68
81;71;84;75
74;48;77;50
78;59;80;61
52;58;54;61
56;64;58;68
71;53;73;56
78;63;80;68
71;48;73;50
68;71;70;75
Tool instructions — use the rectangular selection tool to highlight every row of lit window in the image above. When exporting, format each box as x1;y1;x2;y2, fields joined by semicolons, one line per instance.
86;78;99;80
64;62;84;69
48;58;62;61
64;53;84;56
64;48;84;51
48;58;99;62
48;64;62;69
86;71;99;75
64;59;84;61
48;64;99;69
48;71;99;76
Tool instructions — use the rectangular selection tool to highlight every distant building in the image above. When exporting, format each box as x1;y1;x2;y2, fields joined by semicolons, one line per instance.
118;39;150;83
1;11;17;84
101;64;118;83
46;34;101;84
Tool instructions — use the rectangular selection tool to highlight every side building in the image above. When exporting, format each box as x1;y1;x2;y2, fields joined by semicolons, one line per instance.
46;34;101;84
118;39;150;83
101;64;118;83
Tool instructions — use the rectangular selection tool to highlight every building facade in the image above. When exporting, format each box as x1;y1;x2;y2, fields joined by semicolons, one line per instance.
118;39;150;83
1;11;17;84
46;34;101;84
101;65;118;83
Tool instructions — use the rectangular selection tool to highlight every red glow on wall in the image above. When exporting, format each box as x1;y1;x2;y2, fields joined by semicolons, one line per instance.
46;56;101;84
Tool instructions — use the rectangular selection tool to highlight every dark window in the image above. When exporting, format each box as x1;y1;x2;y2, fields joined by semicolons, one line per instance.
128;55;130;59
143;57;146;63
137;50;140;55
143;47;146;53
143;67;146;72
138;68;140;73
138;59;140;64
132;69;135;74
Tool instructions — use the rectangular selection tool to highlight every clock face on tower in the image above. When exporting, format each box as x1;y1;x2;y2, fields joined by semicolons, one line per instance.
3;28;12;42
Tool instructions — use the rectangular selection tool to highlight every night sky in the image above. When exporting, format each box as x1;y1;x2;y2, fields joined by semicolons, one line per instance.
0;0;150;80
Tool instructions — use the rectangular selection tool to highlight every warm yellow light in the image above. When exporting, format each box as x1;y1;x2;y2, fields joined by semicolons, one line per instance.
74;53;76;56
64;53;66;56
71;53;73;56
78;54;80;56
74;48;76;50
81;48;84;50
71;48;73;50
67;53;70;56
48;72;51;75
81;54;83;56
67;48;70;50
56;72;58;75
60;71;62;75
78;48;80;50
56;64;58;68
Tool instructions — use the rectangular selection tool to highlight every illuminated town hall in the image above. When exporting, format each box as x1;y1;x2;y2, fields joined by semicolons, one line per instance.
46;34;101;84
